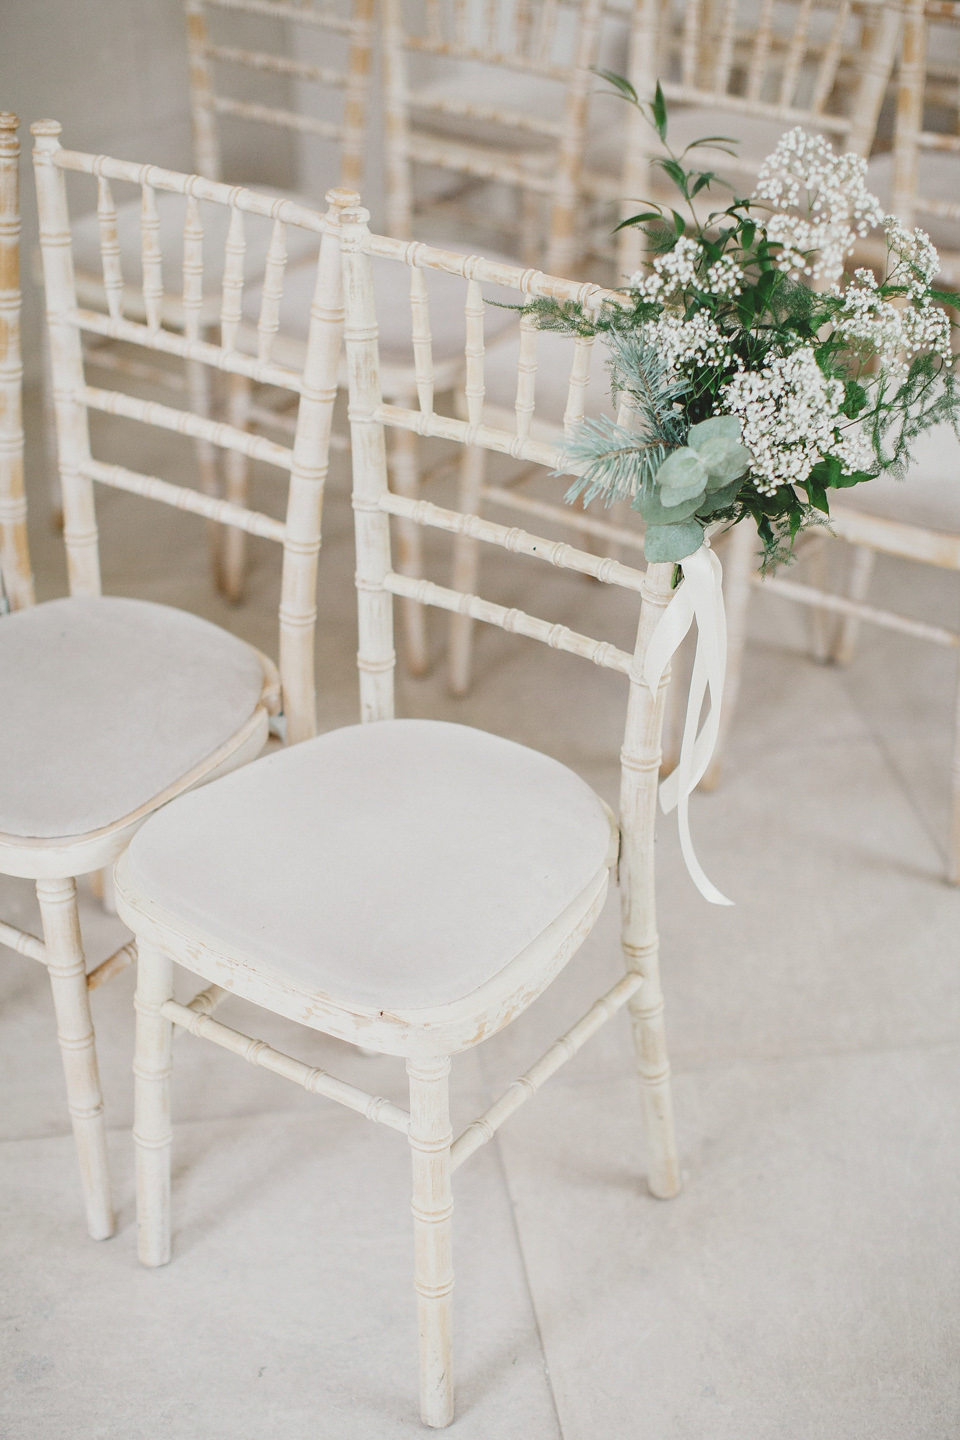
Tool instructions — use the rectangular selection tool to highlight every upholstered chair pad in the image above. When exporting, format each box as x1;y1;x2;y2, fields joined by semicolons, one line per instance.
0;597;265;840
71;187;324;294
122;719;613;1010
833;423;960;534
242;241;519;368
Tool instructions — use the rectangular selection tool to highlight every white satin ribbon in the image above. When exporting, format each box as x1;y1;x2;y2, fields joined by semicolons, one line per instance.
643;541;733;906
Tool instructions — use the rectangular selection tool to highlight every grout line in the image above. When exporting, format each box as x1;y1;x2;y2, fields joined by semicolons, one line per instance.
476;1046;566;1439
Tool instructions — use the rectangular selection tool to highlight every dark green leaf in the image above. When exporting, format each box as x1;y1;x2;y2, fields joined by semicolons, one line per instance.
594;69;639;105
652;80;668;140
612;211;664;232
671;209;687;236
690;171;717;197
802;478;830;513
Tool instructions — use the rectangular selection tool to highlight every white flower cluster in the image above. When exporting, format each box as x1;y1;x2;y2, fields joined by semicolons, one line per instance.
705;253;745;297
834;268;952;384
647;310;732;376
721;346;871;495
627;235;703;300
883;214;940;290
753;128;884;283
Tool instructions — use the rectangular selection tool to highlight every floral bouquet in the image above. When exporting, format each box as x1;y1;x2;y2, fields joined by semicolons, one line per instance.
529;79;959;565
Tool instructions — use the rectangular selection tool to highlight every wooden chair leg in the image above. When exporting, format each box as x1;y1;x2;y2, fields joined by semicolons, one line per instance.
221;372;250;605
447;443;485;696
186;356;224;593
624;938;681;1200
389;420;429;676
407;1056;454;1429
701;521;757;791
35;877;114;1240
832;544;876;665
133;941;175;1267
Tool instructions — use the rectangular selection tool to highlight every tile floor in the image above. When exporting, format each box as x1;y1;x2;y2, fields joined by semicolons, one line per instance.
2;389;959;1437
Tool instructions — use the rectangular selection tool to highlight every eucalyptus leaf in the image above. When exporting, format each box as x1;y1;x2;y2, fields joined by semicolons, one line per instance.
655;447;707;504
643;519;706;562
637;485;702;523
688;415;743;448
696;479;741;516
697;435;751;488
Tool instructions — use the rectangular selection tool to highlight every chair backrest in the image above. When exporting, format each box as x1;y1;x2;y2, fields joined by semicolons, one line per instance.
381;0;615;276
336;195;676;897
626;0;900;172
184;0;375;191
0;111;33;613
31;121;349;744
890;0;960;272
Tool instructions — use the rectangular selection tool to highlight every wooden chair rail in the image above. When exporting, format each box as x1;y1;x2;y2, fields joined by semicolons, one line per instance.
200;0;364;34
382;570;635;675
379;489;646;592
480;483;646;552
200;41;350;88
163;992;413;1133
757;573;960;648
74;310;304;393
0;919;138;990
53;148;329;231
210;96;344;143
409;89;565;139
78;386;294;470
79;458;287;542
450;969;643;1171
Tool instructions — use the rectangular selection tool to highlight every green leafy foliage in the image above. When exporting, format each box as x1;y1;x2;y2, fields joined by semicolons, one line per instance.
519;75;960;568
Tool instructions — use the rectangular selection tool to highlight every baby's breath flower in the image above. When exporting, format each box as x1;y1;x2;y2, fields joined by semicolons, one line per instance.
721;347;870;495
753;128;883;283
705;253;744;297
646;310;732;376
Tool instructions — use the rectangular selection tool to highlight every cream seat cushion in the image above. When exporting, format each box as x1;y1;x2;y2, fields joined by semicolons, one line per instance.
122;719;613;1010
242;240;520;370
0;597;265;841
71;186;324;302
832;424;960;535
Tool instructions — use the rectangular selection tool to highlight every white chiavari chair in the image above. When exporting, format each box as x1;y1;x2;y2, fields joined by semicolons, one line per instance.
712;0;960;881
55;0;374;604
1;119;342;1241
114;200;684;1428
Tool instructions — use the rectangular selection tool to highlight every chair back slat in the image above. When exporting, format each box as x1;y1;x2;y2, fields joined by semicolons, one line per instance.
514;314;538;442
32;121;352;742
139;185;164;331
0;112;33;611
257;217;287;361
181;195;205;342
184;0;375;189
409;265;435;416
219;204;246;351
95;177;124;321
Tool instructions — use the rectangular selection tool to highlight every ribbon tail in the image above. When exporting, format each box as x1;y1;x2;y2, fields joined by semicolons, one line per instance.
650;544;733;906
